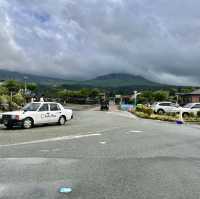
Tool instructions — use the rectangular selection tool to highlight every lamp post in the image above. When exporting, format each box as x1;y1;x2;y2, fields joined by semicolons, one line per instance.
134;91;141;108
24;76;28;95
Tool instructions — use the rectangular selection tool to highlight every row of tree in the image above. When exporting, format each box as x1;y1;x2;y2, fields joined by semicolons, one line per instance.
0;79;196;110
0;80;38;111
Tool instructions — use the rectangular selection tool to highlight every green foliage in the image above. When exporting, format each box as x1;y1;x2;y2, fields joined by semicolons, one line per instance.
197;111;200;118
153;90;169;101
137;90;170;104
189;112;195;118
3;80;22;93
57;88;100;100
0;86;8;95
27;83;38;92
89;88;100;97
136;104;153;116
138;91;154;104
134;111;179;122
179;87;193;93
12;93;24;106
0;95;10;104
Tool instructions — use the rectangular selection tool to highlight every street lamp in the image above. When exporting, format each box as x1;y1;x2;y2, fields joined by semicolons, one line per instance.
133;90;141;107
24;76;28;94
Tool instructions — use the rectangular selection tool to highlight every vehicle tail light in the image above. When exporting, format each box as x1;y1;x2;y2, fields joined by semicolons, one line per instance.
16;115;20;120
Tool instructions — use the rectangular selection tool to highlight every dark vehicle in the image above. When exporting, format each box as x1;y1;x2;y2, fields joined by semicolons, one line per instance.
100;98;109;111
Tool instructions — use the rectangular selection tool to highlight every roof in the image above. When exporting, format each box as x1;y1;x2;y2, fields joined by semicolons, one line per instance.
190;89;200;95
177;89;200;96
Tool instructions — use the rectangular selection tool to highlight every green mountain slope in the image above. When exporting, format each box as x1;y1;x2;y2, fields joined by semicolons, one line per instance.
0;69;76;85
0;70;162;88
83;73;161;87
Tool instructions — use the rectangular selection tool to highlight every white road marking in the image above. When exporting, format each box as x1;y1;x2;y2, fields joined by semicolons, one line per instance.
0;133;101;148
127;130;143;133
52;148;61;152
39;149;49;153
99;141;107;144
0;185;6;195
0;127;122;148
107;111;137;119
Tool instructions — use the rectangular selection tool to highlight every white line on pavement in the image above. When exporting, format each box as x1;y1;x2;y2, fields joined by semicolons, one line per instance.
107;111;137;119
0;127;122;148
99;141;107;144
0;133;101;148
126;130;144;133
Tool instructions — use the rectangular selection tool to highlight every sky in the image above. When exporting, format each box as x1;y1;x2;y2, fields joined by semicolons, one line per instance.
0;0;200;85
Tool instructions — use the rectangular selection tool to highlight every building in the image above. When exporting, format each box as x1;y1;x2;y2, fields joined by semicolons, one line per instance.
177;89;200;105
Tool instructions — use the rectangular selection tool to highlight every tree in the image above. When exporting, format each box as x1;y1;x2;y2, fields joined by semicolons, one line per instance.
138;91;154;104
153;90;169;101
3;80;22;93
0;86;8;95
27;83;38;92
89;88;100;98
13;93;25;106
79;88;91;97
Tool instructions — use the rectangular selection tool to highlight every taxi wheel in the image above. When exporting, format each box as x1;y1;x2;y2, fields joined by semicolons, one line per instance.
23;118;33;129
58;116;66;125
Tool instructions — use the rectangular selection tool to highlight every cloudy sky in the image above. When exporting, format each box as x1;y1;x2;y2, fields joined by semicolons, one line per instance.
0;0;200;85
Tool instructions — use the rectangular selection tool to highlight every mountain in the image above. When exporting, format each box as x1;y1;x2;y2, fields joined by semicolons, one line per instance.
0;69;163;88
0;69;76;85
82;73;162;88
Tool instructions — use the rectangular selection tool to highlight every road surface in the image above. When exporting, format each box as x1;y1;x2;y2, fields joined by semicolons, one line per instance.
0;108;200;198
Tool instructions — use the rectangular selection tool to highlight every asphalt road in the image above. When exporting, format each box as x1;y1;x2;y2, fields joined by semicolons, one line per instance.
1;108;200;198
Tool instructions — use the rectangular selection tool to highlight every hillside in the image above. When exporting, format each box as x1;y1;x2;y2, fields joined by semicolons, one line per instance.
0;69;76;85
0;69;163;88
82;73;162;87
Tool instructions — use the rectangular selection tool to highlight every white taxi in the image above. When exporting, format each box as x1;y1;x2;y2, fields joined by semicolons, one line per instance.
0;102;73;129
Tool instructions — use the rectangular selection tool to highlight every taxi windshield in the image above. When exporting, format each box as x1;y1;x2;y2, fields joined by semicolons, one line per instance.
22;103;41;111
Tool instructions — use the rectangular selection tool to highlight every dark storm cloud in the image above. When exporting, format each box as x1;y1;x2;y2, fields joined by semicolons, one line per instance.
0;0;200;85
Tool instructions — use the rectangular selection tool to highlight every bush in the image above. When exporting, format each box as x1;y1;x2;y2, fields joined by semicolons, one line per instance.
166;112;178;117
0;95;10;111
136;104;153;116
197;111;200;118
189;112;195;118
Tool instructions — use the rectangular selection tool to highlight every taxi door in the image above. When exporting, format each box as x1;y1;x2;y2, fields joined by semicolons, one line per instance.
49;103;62;123
37;103;51;124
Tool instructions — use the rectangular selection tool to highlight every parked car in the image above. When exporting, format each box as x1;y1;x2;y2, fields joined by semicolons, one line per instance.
179;103;200;117
151;102;180;114
0;102;73;129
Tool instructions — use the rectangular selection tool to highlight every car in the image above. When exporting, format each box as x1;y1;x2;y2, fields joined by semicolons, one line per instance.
0;102;73;129
151;101;180;114
179;103;200;117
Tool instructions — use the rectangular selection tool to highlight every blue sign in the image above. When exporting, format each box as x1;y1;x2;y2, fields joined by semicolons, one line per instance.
59;187;72;193
121;104;134;111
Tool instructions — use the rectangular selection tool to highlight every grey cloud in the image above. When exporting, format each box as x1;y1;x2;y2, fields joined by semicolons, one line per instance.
0;0;200;85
